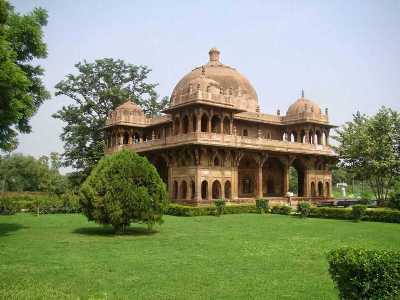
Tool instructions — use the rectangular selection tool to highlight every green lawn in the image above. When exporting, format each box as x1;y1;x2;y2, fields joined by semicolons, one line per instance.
1;214;399;299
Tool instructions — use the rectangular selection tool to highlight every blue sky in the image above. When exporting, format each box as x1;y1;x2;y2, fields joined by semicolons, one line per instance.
11;0;400;172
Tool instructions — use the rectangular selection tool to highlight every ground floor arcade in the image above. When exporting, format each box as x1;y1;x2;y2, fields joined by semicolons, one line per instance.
147;146;334;205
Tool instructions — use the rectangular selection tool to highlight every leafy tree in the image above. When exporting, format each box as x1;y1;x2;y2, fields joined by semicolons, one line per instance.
335;107;400;204
53;58;168;180
79;149;169;233
0;0;50;151
0;153;68;194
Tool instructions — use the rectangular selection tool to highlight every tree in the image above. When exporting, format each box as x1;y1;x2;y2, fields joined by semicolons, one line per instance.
0;0;50;151
0;153;68;194
79;149;169;233
335;107;400;204
53;58;168;180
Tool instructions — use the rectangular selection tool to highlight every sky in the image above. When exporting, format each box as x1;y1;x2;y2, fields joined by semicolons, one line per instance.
10;0;400;173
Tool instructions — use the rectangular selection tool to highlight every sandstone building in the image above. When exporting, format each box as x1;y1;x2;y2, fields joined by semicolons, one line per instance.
105;48;337;205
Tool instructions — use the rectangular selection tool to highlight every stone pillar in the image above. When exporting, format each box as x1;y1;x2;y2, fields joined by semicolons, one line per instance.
283;163;289;195
257;164;263;198
195;168;202;202
208;117;211;133
230;119;233;135
221;180;225;200
208;179;212;202
232;166;239;201
305;129;309;143
168;165;173;199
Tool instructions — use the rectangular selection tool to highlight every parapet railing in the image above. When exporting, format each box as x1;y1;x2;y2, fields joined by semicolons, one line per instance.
106;132;337;156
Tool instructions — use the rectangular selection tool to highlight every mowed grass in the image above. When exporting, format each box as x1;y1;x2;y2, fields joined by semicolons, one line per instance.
1;214;400;299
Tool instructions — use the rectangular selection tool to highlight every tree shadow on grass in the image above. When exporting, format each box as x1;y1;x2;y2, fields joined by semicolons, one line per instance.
73;226;158;237
0;223;26;237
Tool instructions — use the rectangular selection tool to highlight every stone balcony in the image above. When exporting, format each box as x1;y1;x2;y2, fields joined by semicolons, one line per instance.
105;132;337;157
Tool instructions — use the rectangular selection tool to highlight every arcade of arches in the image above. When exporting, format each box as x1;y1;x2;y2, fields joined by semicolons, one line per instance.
147;147;333;205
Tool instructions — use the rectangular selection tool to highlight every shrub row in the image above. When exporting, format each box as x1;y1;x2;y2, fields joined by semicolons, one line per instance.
0;192;81;215
166;203;258;217
270;205;292;215
327;247;400;299
309;207;400;223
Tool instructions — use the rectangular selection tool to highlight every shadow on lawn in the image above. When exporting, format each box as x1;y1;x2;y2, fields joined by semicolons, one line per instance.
73;226;158;237
0;223;26;236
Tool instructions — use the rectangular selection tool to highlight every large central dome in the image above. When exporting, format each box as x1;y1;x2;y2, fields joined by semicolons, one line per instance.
170;48;259;112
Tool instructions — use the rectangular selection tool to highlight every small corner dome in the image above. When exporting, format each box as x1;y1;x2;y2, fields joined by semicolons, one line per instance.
286;97;321;116
115;100;144;114
170;48;259;112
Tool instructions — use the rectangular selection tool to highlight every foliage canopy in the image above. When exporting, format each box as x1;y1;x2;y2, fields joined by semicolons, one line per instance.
79;150;169;232
0;0;50;151
53;58;168;181
335;107;400;203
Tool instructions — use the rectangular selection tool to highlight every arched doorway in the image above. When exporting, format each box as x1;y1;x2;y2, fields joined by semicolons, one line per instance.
290;131;297;143
191;180;195;199
201;114;209;132
123;131;129;144
289;166;298;195
325;182;330;197
182;115;189;134
174;118;180;135
224;181;231;200
318;181;324;197
173;181;178;199
316;130;322;145
180;181;188;199
212;180;221;199
223;117;230;134
238;155;257;198
201;180;208;200
133;132;140;143
290;159;306;197
310;182;316;197
152;156;169;190
211;116;221;133
263;158;285;196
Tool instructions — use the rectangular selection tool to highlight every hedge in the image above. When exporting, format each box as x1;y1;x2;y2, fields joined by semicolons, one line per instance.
0;192;81;215
327;247;400;299
309;207;400;223
270;205;292;215
166;203;257;216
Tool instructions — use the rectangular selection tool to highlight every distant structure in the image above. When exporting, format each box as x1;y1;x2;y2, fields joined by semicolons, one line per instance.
105;48;337;206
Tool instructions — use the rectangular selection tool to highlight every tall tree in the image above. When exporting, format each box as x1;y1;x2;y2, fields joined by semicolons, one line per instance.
53;58;168;180
0;0;50;151
335;107;400;204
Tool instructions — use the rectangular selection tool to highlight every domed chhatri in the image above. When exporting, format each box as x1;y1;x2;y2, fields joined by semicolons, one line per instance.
105;48;337;206
287;97;321;116
170;48;259;113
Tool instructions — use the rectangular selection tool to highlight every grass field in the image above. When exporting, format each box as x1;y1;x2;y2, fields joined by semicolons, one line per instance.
1;213;399;299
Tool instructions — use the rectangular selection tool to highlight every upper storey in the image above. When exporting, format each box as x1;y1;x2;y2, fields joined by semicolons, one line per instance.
168;48;259;113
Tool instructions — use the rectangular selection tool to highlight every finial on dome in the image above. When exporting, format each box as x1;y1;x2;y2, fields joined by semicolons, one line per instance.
209;47;220;63
301;89;304;98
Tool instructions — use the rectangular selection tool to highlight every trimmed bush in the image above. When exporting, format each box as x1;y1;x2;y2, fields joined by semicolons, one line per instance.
166;203;257;217
0;192;81;214
309;207;352;220
351;205;367;222
0;197;18;215
271;205;292;215
309;207;400;223
327;247;400;300
79;150;169;232
255;198;269;213
297;201;311;218
365;209;400;223
214;199;226;216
